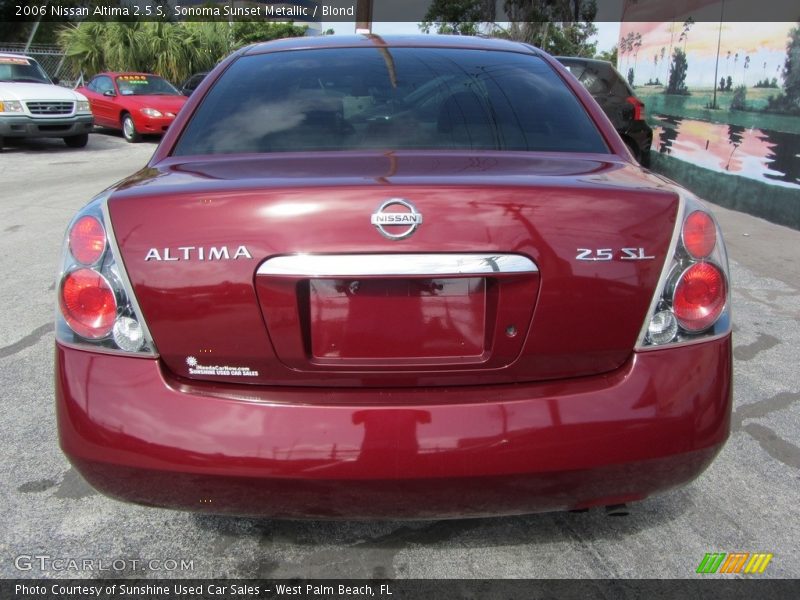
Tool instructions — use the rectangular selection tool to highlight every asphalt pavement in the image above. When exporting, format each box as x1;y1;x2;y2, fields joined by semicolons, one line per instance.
0;133;798;579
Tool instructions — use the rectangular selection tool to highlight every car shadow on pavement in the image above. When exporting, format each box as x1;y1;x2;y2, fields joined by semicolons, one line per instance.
191;486;694;549
188;488;696;577
0;130;157;154
91;126;163;145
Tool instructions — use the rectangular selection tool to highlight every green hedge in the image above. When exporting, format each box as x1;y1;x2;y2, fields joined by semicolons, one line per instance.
650;152;800;230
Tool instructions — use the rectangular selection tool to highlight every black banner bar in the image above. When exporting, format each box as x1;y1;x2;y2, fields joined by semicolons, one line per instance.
3;579;800;600
2;0;800;23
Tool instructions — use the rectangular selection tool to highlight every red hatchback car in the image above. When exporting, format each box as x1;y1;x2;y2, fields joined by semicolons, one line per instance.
77;72;186;142
56;36;732;519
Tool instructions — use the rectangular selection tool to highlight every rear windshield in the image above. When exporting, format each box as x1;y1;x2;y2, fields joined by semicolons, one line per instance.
173;47;609;156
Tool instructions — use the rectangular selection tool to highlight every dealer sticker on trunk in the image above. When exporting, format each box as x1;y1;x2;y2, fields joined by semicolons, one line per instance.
185;356;259;377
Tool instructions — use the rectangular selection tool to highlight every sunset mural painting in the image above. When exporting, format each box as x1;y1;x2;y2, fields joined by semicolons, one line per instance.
618;3;800;228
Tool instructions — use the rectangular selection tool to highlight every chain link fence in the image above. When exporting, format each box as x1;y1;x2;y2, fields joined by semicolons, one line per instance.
0;43;81;87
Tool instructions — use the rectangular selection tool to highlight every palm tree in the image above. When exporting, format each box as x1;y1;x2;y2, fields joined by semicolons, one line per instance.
145;23;193;83
58;21;306;84
631;32;642;86
102;22;148;74
678;16;695;68
626;32;635;71
744;55;750;87
58;23;108;79
619;31;633;73
183;22;230;76
653;52;658;83
666;21;676;84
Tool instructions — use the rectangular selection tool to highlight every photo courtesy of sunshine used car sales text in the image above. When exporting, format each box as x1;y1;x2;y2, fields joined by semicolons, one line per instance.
12;582;393;598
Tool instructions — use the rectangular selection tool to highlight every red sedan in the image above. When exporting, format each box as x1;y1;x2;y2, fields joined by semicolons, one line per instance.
56;36;732;518
77;72;186;142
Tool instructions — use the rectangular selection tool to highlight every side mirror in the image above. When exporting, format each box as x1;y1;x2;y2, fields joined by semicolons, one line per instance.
52;77;60;85
103;90;116;97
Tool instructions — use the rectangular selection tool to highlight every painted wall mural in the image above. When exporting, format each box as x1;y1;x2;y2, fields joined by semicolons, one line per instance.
618;12;800;197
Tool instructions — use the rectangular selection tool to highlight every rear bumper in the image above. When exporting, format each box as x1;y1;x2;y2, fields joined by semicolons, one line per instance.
0;114;93;138
56;336;732;518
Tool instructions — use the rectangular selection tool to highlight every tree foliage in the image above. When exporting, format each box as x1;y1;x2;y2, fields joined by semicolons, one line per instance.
498;0;598;57
57;21;306;84
730;85;747;111
779;21;800;109
0;0;79;44
419;0;494;35
667;47;689;95
0;0;144;45
421;0;598;57
764;21;800;114
595;45;617;64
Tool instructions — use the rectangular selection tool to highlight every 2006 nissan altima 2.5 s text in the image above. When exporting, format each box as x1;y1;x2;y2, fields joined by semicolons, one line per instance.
55;36;731;518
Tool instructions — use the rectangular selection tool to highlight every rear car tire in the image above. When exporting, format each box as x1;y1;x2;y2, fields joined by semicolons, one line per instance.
625;140;642;165
122;113;141;143
639;148;651;168
64;133;89;148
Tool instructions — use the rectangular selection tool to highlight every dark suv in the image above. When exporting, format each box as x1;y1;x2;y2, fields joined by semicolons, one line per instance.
178;71;208;96
556;57;652;167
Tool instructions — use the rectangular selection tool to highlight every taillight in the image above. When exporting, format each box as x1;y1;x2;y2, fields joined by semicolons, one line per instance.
68;215;106;265
636;192;730;349
59;268;117;339
56;193;156;355
626;96;644;120
682;211;716;258
672;263;726;332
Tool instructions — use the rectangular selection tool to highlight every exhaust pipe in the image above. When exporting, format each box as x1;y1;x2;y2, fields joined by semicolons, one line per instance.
605;504;630;517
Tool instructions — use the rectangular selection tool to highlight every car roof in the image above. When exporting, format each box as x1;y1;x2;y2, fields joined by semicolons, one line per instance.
0;52;35;61
94;72;161;78
555;56;614;68
244;34;539;56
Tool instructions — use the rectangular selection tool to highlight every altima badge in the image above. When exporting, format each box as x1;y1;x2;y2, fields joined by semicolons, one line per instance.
144;245;252;261
371;198;423;240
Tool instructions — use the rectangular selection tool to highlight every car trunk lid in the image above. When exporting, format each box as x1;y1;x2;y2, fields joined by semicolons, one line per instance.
108;152;678;388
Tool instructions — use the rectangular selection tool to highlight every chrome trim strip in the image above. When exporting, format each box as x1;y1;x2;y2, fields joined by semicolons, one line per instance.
634;191;686;349
257;254;538;277
635;329;731;352
101;195;160;357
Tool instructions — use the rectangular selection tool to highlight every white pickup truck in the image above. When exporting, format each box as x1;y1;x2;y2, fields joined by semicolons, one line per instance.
0;52;93;150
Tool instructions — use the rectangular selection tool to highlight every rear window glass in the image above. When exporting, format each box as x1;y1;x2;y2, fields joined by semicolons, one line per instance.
560;60;632;97
173;47;609;156
561;62;609;95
